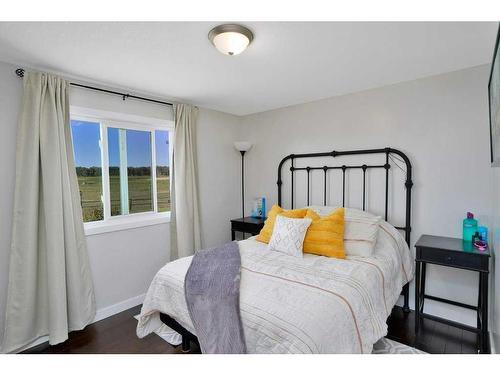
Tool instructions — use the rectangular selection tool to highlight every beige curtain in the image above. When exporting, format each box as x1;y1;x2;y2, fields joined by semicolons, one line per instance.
1;72;95;353
170;104;202;259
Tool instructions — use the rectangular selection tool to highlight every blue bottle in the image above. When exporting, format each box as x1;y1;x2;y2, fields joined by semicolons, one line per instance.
463;212;478;242
478;226;488;243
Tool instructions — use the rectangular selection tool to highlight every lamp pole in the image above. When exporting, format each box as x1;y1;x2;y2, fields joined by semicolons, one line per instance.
240;150;246;218
234;141;252;219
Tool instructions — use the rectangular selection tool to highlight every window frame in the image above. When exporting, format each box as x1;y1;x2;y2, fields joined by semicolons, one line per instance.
70;106;174;236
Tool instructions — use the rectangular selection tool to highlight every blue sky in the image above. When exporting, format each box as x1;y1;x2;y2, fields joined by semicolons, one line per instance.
71;120;169;167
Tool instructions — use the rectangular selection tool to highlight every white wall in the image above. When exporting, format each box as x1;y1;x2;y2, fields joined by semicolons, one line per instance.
0;61;23;348
70;83;174;121
197;109;242;248
491;169;500;352
239;65;494;327
0;60;241;345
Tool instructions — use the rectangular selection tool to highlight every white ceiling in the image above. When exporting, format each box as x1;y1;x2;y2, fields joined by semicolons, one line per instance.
0;22;497;116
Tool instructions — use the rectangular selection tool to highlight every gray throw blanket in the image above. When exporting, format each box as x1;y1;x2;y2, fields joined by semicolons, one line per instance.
184;241;246;354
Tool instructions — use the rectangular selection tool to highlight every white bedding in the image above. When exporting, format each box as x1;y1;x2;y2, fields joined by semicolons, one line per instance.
136;220;413;353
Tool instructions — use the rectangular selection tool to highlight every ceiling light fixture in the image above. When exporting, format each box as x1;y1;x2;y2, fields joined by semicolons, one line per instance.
208;24;254;56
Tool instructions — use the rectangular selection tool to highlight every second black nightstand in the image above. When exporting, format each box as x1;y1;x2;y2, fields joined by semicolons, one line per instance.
415;234;490;353
230;217;265;240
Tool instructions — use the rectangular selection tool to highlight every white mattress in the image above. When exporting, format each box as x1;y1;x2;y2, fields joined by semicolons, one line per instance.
136;220;414;353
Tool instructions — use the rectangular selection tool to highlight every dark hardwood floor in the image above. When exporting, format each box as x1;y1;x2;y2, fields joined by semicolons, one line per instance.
24;305;481;354
23;305;199;354
386;307;483;354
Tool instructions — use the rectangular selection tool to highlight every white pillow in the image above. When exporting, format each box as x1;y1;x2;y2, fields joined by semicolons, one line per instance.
307;205;338;217
344;208;381;257
307;206;381;257
267;215;312;257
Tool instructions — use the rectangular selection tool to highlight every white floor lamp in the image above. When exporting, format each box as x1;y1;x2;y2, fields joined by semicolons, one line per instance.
234;141;253;218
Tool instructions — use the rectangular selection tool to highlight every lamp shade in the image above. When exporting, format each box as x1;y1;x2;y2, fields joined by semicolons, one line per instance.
234;141;253;152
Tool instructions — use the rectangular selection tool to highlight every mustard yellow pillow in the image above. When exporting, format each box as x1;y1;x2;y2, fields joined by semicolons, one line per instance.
256;205;308;244
303;208;345;259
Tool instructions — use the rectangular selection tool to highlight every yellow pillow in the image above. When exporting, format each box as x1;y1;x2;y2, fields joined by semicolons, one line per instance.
256;205;308;244
303;208;345;259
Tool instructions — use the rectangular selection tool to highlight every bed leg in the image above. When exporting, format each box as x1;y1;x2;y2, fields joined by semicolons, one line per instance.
402;283;410;313
181;335;191;352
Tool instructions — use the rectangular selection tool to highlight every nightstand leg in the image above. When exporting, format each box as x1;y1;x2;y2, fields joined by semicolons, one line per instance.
421;263;427;311
402;283;410;313
415;261;421;333
480;272;488;353
477;273;482;331
231;230;235;241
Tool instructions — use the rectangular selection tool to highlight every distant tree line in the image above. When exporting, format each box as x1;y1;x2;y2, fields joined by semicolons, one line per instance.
76;166;169;177
156;166;170;176
76;166;102;177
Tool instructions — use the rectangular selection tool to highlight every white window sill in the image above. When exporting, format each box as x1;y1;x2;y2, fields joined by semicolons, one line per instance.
84;212;171;236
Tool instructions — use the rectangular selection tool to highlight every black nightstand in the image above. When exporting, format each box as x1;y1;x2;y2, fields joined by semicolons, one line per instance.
415;234;490;353
230;217;265;240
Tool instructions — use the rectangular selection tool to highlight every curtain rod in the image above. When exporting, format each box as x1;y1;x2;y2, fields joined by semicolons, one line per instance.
15;68;174;107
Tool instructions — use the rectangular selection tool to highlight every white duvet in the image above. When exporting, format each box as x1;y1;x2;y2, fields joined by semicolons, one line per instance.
136;220;413;353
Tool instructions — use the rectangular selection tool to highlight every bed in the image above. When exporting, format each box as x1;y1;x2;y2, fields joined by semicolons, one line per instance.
136;147;414;354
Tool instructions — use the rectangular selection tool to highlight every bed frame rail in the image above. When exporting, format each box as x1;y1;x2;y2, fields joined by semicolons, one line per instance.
160;313;199;352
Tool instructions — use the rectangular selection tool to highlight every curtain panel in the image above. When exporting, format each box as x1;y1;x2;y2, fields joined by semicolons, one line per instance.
1;72;95;353
170;104;202;260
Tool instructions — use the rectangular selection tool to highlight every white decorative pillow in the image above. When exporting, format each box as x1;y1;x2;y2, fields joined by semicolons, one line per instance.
307;206;381;257
268;215;312;257
344;208;381;257
307;205;338;217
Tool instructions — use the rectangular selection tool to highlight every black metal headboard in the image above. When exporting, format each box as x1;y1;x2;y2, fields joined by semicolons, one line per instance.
277;147;413;246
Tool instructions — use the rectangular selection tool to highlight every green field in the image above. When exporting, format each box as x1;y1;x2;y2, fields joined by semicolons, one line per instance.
77;175;170;222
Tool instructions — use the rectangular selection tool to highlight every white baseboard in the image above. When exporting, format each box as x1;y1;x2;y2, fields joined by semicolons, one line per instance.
16;293;146;353
93;293;145;323
491;332;499;354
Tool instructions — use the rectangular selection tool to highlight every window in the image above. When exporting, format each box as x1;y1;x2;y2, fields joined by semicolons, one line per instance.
71;120;104;222
155;130;170;212
107;127;154;216
70;107;173;234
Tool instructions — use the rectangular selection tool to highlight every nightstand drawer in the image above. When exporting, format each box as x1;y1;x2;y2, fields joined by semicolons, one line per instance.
230;220;264;234
230;217;266;241
417;247;488;272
